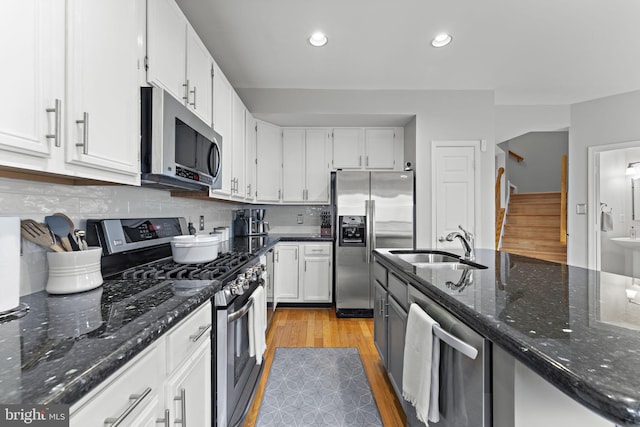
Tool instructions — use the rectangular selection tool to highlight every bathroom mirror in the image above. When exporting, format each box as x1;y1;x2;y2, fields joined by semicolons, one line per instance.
633;178;640;220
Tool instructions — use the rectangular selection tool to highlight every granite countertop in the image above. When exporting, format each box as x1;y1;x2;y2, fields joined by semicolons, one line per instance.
374;248;640;427
0;278;216;407
0;233;324;408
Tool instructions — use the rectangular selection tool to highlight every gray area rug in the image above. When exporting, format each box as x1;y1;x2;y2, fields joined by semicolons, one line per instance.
256;347;383;427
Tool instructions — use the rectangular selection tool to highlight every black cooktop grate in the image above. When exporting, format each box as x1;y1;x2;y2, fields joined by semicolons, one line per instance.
120;251;253;281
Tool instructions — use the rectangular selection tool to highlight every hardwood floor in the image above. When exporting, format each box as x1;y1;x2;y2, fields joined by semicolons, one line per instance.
242;308;406;427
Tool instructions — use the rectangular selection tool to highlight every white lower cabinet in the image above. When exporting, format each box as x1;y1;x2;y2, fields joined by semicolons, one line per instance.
274;242;332;304
70;302;212;426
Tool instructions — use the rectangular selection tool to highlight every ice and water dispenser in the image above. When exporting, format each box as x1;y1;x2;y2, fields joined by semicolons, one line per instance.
339;216;366;246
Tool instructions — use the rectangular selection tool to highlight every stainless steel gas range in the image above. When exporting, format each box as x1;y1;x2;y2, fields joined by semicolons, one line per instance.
86;217;267;427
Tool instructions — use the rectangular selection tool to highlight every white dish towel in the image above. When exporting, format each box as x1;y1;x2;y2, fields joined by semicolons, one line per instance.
403;303;441;426
248;285;267;364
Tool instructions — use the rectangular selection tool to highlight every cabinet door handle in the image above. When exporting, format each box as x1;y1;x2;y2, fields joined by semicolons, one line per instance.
189;324;212;342
247;184;251;196
156;409;170;427
183;80;190;102
45;99;61;147
189;86;197;108
366;156;369;167
174;388;187;426
379;298;385;316
75;112;89;154
278;189;281;200
104;387;152;426
359;155;362;167
304;260;307;272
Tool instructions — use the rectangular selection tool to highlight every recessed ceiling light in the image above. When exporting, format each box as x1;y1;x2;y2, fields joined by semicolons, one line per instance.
431;33;452;48
309;32;328;47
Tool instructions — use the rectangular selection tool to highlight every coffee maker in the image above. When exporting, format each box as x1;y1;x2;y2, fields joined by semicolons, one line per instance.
233;209;269;236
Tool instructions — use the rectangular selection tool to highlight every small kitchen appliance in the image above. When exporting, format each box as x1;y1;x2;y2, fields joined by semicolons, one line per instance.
233;209;269;237
85;217;266;427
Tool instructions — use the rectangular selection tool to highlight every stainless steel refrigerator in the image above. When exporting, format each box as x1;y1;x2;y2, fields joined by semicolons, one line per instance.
333;170;415;317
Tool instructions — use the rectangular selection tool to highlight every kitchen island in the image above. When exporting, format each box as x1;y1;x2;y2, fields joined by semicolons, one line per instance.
374;248;640;427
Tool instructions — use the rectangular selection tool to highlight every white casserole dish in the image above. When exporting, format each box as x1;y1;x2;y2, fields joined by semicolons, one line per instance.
171;235;220;264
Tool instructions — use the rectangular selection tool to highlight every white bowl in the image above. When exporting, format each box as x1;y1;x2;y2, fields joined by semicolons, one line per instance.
46;247;103;294
171;235;219;264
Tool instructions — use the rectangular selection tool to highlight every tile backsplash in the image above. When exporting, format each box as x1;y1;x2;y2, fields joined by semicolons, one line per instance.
0;177;240;296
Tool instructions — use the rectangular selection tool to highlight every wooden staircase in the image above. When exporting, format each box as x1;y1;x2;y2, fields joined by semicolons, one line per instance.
500;192;567;263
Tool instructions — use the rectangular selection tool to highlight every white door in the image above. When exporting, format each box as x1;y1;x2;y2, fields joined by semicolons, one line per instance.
365;128;396;169
146;0;187;103
65;0;141;182
433;143;477;249
244;113;257;200
332;128;364;169
231;92;246;198
0;0;64;171
185;27;212;125
255;121;282;202
282;129;306;202
212;62;233;195
305;129;330;202
274;244;299;301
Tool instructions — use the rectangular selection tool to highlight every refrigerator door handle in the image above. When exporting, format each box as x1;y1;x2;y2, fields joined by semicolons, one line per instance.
365;200;371;263
371;200;376;253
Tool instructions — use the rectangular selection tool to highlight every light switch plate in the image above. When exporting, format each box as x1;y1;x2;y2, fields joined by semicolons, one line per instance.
297;214;304;224
199;215;205;231
576;204;587;215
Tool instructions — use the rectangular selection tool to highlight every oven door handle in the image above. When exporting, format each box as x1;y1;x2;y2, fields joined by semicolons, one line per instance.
228;297;254;322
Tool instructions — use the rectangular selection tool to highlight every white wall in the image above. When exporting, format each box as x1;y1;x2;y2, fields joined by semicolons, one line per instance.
237;88;496;249
495;105;570;144
568;90;640;267
503;131;568;193
0;177;240;296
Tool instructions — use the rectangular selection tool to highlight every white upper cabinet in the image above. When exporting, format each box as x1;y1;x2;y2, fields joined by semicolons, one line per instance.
282;128;330;203
0;0;65;171
331;127;403;171
0;0;142;185
305;129;330;202
212;61;233;196
185;29;213;124
230;91;246;199
244;112;257;201
365;128;397;169
332;128;364;169
282;129;306;203
255;120;282;203
147;0;213;125
65;0;142;182
146;0;185;103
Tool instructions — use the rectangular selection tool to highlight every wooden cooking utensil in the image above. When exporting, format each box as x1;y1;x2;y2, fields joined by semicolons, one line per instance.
53;213;81;251
20;219;64;252
44;216;73;252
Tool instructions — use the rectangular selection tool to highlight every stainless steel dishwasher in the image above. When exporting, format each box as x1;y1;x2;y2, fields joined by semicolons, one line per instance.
407;284;492;427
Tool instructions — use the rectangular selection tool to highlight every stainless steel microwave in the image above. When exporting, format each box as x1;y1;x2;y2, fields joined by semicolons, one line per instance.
140;86;222;191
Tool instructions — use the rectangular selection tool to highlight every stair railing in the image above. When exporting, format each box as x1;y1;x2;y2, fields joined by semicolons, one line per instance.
560;155;567;244
495;167;505;249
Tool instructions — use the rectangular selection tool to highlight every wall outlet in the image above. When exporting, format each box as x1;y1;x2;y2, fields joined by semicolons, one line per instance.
199;215;205;231
297;214;304;224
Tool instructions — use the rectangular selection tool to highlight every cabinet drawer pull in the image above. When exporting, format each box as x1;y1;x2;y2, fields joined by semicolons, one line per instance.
174;388;187;425
189;324;212;342
156;409;170;426
310;249;324;252
45;99;61;147
104;386;152;426
75;112;89;155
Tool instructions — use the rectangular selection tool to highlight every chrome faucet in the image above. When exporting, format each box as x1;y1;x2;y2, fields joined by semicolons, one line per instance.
445;225;475;261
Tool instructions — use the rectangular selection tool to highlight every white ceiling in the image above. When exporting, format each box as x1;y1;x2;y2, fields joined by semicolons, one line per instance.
176;0;640;106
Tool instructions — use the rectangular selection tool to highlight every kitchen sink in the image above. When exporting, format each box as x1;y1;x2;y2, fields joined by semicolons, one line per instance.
389;250;487;270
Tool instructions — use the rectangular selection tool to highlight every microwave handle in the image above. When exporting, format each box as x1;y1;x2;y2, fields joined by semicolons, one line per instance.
208;143;221;177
